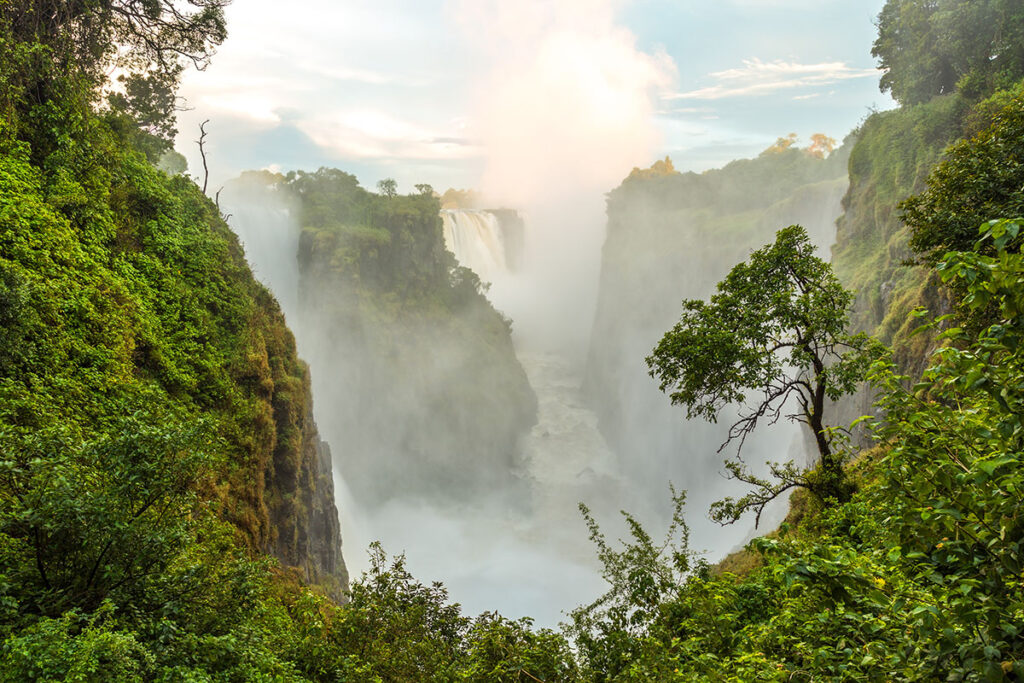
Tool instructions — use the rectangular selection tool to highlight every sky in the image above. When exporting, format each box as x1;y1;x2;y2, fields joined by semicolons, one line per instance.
175;0;894;195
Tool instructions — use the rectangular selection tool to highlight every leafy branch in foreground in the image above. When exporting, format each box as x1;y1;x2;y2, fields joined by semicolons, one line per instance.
647;226;882;524
567;488;692;680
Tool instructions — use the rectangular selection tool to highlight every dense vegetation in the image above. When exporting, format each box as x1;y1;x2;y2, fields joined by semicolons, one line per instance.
0;1;351;678
833;4;1024;417
574;0;1024;676
873;0;1024;106
3;0;1024;679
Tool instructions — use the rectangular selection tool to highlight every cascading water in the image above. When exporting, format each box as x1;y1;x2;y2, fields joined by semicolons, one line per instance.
441;210;508;283
438;207;625;625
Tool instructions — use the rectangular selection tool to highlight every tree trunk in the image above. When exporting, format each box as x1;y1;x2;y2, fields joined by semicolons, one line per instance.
809;369;852;503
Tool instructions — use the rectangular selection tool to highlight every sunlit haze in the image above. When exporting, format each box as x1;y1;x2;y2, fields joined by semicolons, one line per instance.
177;0;892;192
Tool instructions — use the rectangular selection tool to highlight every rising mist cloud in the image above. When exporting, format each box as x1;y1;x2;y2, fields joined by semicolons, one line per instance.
452;0;676;204
446;0;677;355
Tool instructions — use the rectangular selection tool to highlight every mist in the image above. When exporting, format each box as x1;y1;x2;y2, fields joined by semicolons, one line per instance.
584;167;850;556
219;3;853;629
454;0;674;354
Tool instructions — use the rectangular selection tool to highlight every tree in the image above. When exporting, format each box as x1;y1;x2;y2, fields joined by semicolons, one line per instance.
334;543;469;682
107;70;181;155
806;133;837;159
462;613;579;683
872;0;1024;107
0;404;211;616
1;0;229;149
414;183;434;196
568;490;692;682
626;156;679;182
761;133;798;155
1;0;228;79
647;226;877;524
377;177;398;198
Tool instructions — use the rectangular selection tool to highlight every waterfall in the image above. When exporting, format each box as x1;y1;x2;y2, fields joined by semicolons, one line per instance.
441;209;508;282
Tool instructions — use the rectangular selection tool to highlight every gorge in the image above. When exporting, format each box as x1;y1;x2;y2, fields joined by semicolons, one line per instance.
220;145;849;624
5;0;1024;678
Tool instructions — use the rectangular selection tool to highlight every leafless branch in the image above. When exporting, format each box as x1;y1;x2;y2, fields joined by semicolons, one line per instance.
196;119;209;195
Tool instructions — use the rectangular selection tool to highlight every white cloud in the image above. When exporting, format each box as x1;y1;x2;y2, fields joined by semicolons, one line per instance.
293;61;436;87
297;109;479;161
173;0;888;192
655;105;717;116
666;58;877;101
176;0;478;185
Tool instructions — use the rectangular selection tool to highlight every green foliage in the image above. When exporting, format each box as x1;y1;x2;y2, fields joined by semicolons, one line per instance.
462;613;579;683
260;166;461;301
339;543;469;682
865;219;1024;679
5;0;1024;678
614;144;849;218
1;604;153;682
831;91;966;381
568;490;691;682
648;226;876;520
0;0;228;155
0;5;349;678
873;0;1024;106
249;547;576;683
0;405;210;616
578;218;1024;680
903;87;1024;262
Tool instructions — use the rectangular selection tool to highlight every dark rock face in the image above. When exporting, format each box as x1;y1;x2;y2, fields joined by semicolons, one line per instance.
264;359;347;594
223;268;349;593
309;439;346;585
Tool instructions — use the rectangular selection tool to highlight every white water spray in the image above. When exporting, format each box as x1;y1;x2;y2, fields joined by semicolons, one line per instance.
441;210;508;283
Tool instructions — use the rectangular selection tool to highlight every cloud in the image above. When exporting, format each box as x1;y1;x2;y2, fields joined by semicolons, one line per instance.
453;0;677;203
294;61;436;87
666;58;877;101
175;0;489;189
296;109;480;161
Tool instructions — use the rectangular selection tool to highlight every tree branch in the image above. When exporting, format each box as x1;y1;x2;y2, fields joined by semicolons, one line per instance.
197;119;210;195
